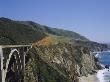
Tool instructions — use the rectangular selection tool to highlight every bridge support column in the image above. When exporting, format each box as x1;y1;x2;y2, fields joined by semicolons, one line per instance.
18;47;29;82
0;46;5;82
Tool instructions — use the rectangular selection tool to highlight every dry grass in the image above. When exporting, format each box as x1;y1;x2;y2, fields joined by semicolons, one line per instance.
34;36;56;46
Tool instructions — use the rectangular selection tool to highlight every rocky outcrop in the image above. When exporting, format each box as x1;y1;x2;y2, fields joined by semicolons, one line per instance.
25;43;98;82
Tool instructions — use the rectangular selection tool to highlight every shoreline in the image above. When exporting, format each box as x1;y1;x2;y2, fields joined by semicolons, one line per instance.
79;73;99;82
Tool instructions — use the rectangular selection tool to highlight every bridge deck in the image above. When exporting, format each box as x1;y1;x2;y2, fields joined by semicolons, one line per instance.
0;45;31;48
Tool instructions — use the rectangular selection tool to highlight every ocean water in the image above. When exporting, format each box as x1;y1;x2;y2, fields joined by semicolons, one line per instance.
98;51;110;66
96;51;110;82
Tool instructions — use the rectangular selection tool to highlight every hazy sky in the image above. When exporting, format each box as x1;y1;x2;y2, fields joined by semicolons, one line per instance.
0;0;110;42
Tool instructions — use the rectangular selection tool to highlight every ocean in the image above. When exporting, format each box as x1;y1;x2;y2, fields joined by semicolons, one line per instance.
96;51;110;82
98;51;110;66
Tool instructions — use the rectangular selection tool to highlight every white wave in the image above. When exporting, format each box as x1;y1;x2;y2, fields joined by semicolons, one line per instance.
107;50;110;53
100;64;105;68
95;53;100;58
97;68;110;82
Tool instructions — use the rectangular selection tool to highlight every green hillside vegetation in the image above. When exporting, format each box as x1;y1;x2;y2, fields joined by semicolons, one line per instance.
43;25;89;41
18;21;89;41
0;17;108;51
0;17;46;44
0;17;89;45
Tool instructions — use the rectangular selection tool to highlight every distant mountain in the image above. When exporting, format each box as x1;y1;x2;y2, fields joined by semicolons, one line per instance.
0;17;89;45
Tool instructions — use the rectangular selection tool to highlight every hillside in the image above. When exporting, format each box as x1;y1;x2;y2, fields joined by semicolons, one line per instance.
25;42;98;82
19;21;89;41
0;17;109;82
1;17;108;51
25;37;107;82
0;17;90;45
0;17;46;44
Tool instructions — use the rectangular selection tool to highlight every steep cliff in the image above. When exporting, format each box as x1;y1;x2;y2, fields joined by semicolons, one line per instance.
25;40;98;82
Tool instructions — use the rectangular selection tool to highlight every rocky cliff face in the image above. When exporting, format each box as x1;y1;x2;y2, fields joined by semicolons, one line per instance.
25;42;98;82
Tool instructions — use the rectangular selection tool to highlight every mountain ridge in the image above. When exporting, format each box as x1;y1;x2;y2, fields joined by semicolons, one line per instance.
18;20;89;41
0;17;90;45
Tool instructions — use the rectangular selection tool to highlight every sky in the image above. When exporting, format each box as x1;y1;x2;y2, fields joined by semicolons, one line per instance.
0;0;110;43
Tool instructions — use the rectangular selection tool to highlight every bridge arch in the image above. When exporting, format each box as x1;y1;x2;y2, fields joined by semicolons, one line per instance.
4;49;22;82
0;45;31;82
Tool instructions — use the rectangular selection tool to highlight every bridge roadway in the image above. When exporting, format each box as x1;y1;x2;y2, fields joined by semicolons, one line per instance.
0;45;31;48
0;45;32;82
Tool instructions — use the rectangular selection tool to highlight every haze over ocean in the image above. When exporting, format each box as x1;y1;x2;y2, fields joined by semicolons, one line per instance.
0;0;110;43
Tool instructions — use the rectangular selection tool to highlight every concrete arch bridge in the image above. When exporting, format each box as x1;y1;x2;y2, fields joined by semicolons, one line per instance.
0;45;31;82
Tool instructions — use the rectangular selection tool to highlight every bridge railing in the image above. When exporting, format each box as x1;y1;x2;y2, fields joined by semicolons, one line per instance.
0;45;31;48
